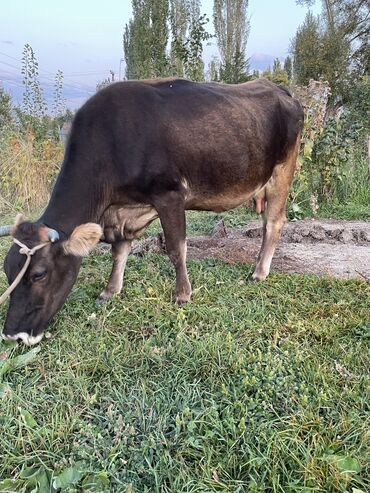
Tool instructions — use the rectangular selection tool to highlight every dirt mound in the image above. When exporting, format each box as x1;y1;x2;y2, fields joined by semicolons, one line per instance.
131;219;370;281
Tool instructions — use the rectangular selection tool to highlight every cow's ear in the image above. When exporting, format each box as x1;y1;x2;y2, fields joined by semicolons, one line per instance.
63;223;102;256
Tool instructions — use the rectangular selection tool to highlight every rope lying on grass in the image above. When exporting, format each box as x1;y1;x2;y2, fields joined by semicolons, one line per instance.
0;239;49;305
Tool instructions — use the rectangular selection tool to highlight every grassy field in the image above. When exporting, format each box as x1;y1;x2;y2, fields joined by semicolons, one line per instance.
0;210;369;493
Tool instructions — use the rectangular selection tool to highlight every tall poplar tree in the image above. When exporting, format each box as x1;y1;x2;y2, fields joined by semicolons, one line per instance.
170;0;211;80
123;0;169;79
170;0;190;75
213;0;250;83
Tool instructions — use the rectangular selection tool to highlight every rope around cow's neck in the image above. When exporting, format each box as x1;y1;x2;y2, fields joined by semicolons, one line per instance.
0;239;49;305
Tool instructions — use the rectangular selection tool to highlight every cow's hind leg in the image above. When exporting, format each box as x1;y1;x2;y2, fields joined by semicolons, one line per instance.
97;239;132;303
154;194;191;304
252;139;299;282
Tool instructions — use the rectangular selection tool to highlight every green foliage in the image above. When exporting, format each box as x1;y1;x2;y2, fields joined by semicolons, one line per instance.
0;85;14;132
289;77;369;218
284;55;293;81
123;0;170;79
292;0;368;101
261;61;289;86
271;58;289;85
96;71;115;92
346;75;370;132
169;0;190;76
207;55;221;82
311;115;362;198
213;0;250;84
52;69;66;118
172;12;212;81
21;44;43;116
219;48;250;84
292;11;323;86
20;44;48;139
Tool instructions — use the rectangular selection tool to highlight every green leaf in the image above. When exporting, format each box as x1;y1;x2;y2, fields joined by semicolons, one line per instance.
336;456;361;473
19;466;40;480
0;478;21;491
0;347;40;378
326;454;361;474
53;466;82;490
82;472;109;491
19;408;38;429
352;489;366;493
35;469;50;493
0;340;17;349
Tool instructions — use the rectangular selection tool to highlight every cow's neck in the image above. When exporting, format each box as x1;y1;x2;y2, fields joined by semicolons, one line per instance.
40;158;110;237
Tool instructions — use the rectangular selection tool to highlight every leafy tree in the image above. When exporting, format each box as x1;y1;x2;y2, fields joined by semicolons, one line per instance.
284;56;293;81
170;0;191;75
262;61;289;86
261;67;272;80
21;44;47;119
272;62;289;86
336;0;369;75
96;71;116;91
292;11;323;86
18;44;48;139
52;70;66;117
207;56;221;81
294;0;368;99
171;1;212;81
123;0;170;79
0;84;14;132
213;0;250;83
346;75;370;133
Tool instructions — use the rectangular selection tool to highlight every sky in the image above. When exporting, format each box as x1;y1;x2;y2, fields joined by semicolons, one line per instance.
0;0;320;109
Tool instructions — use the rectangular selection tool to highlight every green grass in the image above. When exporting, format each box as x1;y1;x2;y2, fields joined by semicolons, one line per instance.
0;212;369;493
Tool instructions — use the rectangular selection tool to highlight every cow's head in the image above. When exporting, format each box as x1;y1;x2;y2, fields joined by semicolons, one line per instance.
1;216;102;345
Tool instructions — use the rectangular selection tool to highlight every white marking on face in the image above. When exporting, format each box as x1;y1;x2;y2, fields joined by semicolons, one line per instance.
2;332;44;346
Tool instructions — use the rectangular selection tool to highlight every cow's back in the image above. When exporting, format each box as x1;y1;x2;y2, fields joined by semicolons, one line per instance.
67;78;303;211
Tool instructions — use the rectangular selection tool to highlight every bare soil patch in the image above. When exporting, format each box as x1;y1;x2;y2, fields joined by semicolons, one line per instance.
129;219;370;280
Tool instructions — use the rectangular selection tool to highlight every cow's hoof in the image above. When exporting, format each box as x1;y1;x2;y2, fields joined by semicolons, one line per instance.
250;272;266;283
96;296;107;305
96;290;113;305
174;293;191;304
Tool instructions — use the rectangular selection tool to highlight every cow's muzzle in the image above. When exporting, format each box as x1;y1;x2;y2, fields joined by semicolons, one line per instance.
2;331;44;346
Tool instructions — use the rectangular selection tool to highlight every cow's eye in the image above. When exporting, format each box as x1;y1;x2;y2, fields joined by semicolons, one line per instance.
32;270;47;282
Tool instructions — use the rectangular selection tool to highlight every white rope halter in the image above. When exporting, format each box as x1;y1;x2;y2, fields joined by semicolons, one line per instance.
0;239;50;305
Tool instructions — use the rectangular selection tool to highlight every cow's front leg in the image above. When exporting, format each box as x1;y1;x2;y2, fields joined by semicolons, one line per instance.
97;239;132;303
154;194;191;304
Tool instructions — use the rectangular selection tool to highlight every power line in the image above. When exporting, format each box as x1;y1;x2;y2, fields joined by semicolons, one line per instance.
0;53;97;92
0;78;24;89
0;58;95;94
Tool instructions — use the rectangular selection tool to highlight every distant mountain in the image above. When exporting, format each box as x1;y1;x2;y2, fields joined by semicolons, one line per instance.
249;53;285;72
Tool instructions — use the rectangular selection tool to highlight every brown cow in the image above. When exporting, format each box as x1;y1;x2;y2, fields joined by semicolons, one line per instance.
1;78;303;345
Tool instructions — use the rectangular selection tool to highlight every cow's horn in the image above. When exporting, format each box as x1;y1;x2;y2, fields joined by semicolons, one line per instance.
0;225;11;237
47;228;60;243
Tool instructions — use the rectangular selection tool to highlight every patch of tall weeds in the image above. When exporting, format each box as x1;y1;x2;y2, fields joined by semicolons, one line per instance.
0;130;63;215
289;77;369;219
